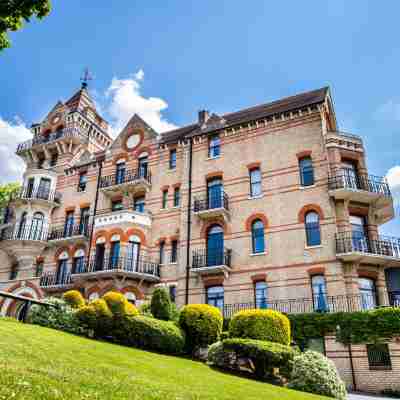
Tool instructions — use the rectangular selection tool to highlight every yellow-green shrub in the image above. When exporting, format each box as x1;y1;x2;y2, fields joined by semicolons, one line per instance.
62;290;85;309
76;298;112;338
179;304;223;351
229;309;290;345
102;291;138;317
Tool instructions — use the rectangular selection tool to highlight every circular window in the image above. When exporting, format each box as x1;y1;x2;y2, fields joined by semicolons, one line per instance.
126;134;141;150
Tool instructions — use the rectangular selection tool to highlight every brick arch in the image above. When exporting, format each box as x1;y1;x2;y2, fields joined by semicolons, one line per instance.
357;269;378;280
298;204;324;223
245;213;269;232
71;243;87;257
125;228;147;246
296;150;312;159
251;273;267;283
0;281;43;311
307;266;326;276
54;246;72;262
120;285;145;300
99;283;118;297
135;145;153;158
206;171;223;181
108;227;128;244
112;152;129;164
155;236;169;246
86;284;102;299
200;218;230;240
92;230;108;246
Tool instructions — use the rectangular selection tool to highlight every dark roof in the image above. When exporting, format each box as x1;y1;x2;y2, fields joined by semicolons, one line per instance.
160;87;329;144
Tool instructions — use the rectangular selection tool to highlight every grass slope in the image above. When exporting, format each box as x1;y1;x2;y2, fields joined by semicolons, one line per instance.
0;318;326;400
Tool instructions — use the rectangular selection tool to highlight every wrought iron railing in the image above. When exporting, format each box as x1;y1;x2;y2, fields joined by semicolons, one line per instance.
328;169;391;196
0;222;49;242
223;293;391;318
336;231;400;259
40;271;73;288
100;168;152;189
74;255;160;278
388;291;400;307
193;191;229;212
16;127;87;153
192;247;232;269
10;185;62;204
48;222;91;241
0;207;13;225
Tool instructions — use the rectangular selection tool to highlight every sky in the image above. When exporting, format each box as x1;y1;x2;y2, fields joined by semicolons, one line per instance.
0;1;399;235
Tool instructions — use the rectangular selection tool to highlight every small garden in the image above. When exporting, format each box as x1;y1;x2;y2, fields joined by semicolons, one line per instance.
27;288;354;400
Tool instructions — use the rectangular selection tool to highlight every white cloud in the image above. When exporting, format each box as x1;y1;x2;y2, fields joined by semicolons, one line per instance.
375;100;400;121
104;69;178;137
0;117;31;183
387;166;400;206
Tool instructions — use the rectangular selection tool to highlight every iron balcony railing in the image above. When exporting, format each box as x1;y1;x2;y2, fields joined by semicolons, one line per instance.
40;271;73;288
0;207;13;225
74;255;160;278
328;169;391;197
223;293;389;318
48;222;91;241
10;185;62;204
388;291;400;307
100;168;152;189
336;231;400;259
193;191;229;213
0;222;49;242
192;247;232;269
16;127;87;153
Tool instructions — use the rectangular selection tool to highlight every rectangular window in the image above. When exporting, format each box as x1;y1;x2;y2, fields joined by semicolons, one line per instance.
162;190;168;209
299;157;314;186
78;172;87;192
79;207;90;235
159;241;165;264
64;211;74;237
250;168;262;197
367;344;391;370
254;281;267;309
208;134;221;158
50;153;58;167
169;149;177;169
171;240;178;263
207;286;224;311
173;187;180;207
169;286;177;303
111;199;123;212
134;196;145;213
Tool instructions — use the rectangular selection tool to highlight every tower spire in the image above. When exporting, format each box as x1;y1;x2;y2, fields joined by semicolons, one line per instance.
80;67;93;89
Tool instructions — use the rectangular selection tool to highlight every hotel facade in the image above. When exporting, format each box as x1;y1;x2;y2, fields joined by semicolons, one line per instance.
0;84;399;391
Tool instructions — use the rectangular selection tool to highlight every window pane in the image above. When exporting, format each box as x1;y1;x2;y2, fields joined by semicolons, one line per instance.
359;278;377;310
208;135;221;158
305;212;321;246
252;220;265;253
171;240;178;263
174;188;180;207
169;149;177;169
207;286;224;311
255;281;267;309
299;157;314;186
311;275;328;312
250;168;262;196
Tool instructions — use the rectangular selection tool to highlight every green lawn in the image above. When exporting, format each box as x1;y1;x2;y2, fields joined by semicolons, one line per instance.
0;318;326;400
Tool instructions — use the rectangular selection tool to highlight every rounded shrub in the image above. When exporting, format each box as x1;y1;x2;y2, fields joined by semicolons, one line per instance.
114;315;185;355
207;341;225;367
150;287;172;320
288;351;347;400
229;309;290;345
62;290;85;309
102;291;138;317
179;304;223;351
76;298;112;338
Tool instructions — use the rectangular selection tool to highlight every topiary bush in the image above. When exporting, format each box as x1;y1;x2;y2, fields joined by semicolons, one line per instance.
62;290;85;309
229;309;290;345
139;302;152;317
179;304;223;352
102;291;138;317
113;315;185;355
288;351;347;400
28;297;83;334
150;287;172;320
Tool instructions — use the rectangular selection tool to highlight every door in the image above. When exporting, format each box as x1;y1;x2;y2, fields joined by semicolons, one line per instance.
109;241;120;269
29;212;44;240
207;225;224;266
342;161;359;190
37;178;51;200
64;211;74;237
207;178;222;209
350;215;368;252
139;156;148;178
116;162;126;184
26;178;35;198
94;244;105;271
126;241;140;271
56;259;69;284
79;208;90;235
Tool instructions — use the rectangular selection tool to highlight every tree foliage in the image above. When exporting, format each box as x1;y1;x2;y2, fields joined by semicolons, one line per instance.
0;182;20;208
0;0;51;50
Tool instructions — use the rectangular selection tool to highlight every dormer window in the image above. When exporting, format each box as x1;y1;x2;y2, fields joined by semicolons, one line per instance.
208;134;220;158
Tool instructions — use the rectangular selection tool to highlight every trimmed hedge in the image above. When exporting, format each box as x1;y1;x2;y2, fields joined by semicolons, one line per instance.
151;287;172;321
113;315;185;355
76;299;112;338
102;291;138;317
288;351;346;400
207;338;296;381
179;304;223;351
229;309;291;345
62;290;85;309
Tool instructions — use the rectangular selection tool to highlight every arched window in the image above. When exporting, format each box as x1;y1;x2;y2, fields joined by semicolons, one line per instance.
251;219;265;254
125;292;136;305
311;275;327;312
126;235;141;272
88;292;99;301
56;251;70;285
305;211;321;246
72;249;85;274
255;281;267;309
299;157;314;186
206;225;224;266
29;212;44;240
109;235;121;269
17;212;28;239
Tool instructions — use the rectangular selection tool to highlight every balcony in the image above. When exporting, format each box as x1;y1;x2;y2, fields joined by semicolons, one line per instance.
72;256;160;282
335;231;400;266
100;169;152;196
16;127;88;154
48;223;91;245
10;185;61;207
94;207;151;229
0;222;49;243
223;293;393;318
192;247;232;275
325;131;364;152
40;271;73;291
193;192;230;221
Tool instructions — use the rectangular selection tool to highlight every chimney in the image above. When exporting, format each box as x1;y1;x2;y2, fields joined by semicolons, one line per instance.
198;110;210;125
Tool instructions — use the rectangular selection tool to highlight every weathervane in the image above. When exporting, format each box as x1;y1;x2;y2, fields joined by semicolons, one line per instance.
80;67;93;89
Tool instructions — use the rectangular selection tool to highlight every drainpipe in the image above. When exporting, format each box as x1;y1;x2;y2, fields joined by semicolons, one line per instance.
348;342;357;391
185;138;193;305
87;156;104;262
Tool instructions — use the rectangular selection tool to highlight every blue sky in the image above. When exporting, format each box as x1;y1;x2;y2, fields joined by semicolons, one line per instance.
0;1;399;234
